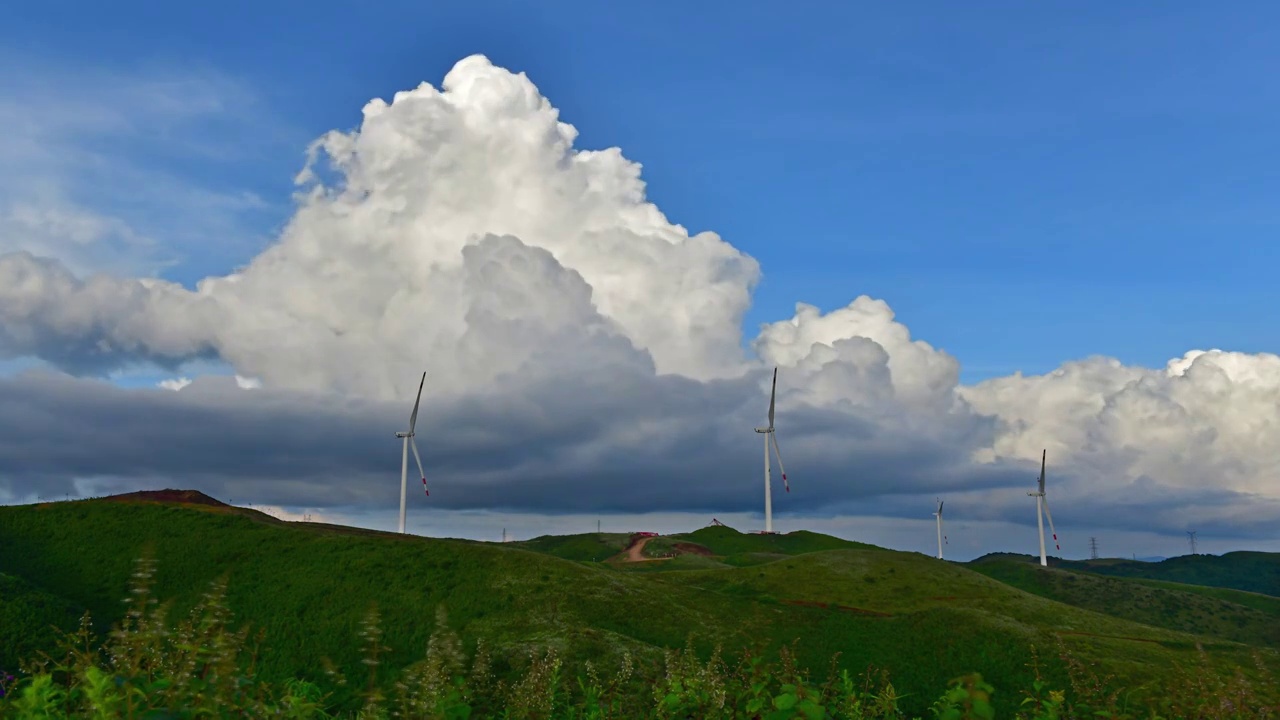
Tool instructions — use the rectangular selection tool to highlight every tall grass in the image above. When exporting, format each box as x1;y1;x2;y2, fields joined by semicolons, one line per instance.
4;556;1277;719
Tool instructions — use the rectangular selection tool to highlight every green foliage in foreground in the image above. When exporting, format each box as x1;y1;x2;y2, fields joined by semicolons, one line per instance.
5;556;1278;719
0;573;83;673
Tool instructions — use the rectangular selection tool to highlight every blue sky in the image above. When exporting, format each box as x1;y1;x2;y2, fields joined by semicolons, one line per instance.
5;2;1280;559
5;0;1278;385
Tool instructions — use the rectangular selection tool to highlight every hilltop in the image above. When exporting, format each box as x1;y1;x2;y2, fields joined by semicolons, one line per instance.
99;488;231;507
2;492;1278;716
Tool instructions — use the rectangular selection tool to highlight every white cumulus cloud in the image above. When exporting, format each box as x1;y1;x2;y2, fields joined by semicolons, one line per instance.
0;54;1276;549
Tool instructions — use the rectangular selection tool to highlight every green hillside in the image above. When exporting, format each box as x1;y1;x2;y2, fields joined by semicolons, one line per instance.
0;571;85;673
513;532;633;562
672;525;876;558
1126;577;1280;615
968;559;1280;648
2;498;1278;716
1060;552;1280;597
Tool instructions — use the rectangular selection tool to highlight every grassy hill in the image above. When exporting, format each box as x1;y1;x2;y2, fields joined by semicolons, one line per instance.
2;497;1278;716
968;559;1280;648
512;532;633;562
0;571;85;673
1059;553;1280;597
672;525;876;558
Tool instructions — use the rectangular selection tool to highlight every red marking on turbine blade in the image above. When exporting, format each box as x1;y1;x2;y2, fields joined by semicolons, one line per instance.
782;474;790;492
421;477;430;496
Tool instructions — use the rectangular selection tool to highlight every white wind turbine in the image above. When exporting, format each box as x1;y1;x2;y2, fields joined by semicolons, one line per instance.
753;367;790;534
394;371;430;534
933;499;947;559
1028;449;1060;566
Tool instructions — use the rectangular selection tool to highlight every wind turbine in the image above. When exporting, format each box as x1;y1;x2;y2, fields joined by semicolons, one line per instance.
394;371;429;534
753;367;790;534
1028;449;1060;566
933;499;947;559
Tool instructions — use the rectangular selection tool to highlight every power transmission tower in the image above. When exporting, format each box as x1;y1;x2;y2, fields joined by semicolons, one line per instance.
1089;537;1099;560
1187;531;1198;555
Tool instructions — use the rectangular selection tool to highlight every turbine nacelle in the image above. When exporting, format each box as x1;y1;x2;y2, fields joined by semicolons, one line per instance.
395;431;414;439
753;427;772;434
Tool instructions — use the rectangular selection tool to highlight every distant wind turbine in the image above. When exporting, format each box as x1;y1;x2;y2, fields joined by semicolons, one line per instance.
395;372;429;534
933;499;947;559
1028;449;1060;566
753;367;790;534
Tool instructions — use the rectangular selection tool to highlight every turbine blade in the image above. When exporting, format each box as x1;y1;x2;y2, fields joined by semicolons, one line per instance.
1039;448;1046;494
1041;496;1061;552
770;431;789;492
938;500;944;515
411;437;429;496
409;371;426;433
768;367;777;429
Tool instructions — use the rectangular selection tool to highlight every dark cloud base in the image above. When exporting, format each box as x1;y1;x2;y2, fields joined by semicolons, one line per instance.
3;369;1272;541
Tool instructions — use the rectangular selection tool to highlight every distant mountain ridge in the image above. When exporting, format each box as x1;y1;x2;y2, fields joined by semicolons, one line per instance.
969;551;1279;598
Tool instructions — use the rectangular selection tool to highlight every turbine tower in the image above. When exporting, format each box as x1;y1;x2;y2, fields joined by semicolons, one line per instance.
1028;449;1060;566
933;499;946;559
753;367;790;534
394;371;429;534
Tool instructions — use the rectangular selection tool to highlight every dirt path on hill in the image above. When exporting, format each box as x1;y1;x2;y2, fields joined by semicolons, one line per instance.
622;535;672;563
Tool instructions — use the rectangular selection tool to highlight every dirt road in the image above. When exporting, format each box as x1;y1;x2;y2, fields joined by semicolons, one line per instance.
622;535;671;563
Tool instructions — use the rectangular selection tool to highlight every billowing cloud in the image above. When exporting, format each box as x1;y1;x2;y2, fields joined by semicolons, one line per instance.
960;349;1280;534
0;55;1276;551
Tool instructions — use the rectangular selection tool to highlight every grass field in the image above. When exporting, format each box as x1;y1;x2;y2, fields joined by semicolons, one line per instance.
2;495;1278;716
967;558;1280;648
513;532;633;563
0;571;84;672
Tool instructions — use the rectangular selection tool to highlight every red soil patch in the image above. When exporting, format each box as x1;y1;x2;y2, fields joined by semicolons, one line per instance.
672;542;714;556
101;489;229;507
96;489;285;523
782;599;892;617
